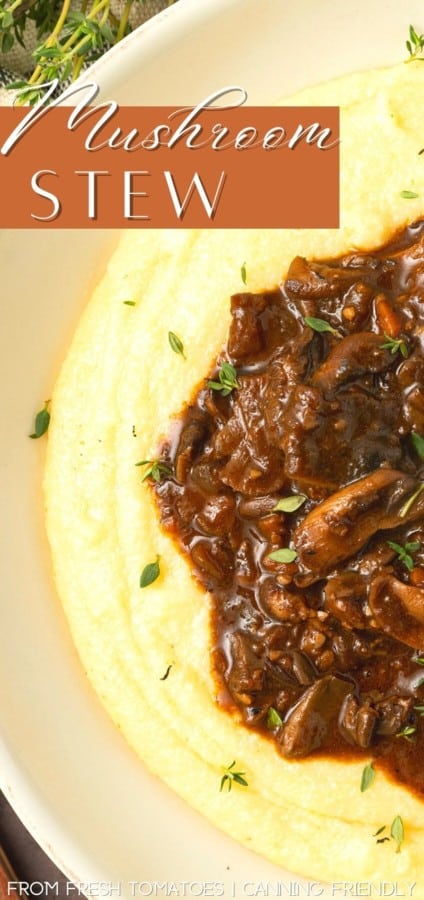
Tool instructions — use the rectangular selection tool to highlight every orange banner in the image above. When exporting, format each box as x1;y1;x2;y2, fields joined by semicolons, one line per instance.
0;102;339;228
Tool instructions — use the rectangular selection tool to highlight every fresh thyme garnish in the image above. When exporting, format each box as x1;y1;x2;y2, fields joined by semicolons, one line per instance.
266;707;283;729
1;1;176;106
123;300;136;306
135;459;172;483
29;399;50;439
207;362;240;396
414;705;424;715
241;262;247;285
396;725;416;742
411;431;424;461
390;815;404;853
139;556;160;589
273;495;306;513
380;334;408;358
304;316;339;336
219;760;248;793
386;540;421;571
406;24;424;60
400;190;419;200
168;331;186;360
360;763;375;793
267;548;298;564
399;483;424;518
160;664;173;681
373;818;404;851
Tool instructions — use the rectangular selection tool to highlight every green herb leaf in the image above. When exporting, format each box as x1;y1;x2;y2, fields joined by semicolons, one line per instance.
360;763;376;793
413;656;424;666
220;760;248;792
387;539;420;571
304;316;339;336
139;556;160;588
207;362;240;396
411;432;424;461
399;483;424;518
273;495;307;513
241;262;247;285
373;825;386;837
396;725;416;742
135;459;173;483
29;400;50;439
380;333;408;358
400;190;419;199
123;300;136;306
390;815;404;853
267;548;298;564
168;331;186;360
267;707;283;729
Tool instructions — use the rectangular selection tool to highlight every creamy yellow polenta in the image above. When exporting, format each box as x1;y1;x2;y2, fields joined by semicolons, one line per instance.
45;63;424;883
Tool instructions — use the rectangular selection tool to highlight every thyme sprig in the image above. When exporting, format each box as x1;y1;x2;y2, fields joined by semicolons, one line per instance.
2;0;176;105
135;459;172;483
406;24;424;61
207;362;240;396
219;760;248;793
380;334;408;358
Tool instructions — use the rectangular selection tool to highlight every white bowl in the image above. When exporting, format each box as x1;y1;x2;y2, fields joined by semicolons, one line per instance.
1;0;424;895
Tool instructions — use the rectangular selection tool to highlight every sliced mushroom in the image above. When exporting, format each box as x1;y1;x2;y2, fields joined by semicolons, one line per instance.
339;694;378;748
311;332;395;392
324;572;368;630
369;574;424;649
279;675;352;757
175;412;208;482
294;468;421;577
374;695;414;737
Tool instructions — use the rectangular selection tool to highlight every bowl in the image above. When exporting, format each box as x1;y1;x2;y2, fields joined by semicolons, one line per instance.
1;0;424;895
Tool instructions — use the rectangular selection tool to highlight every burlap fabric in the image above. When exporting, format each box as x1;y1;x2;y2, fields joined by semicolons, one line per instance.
0;1;170;104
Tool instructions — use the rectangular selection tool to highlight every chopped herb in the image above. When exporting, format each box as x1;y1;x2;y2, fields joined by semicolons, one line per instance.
406;24;424;60
380;334;408;358
413;656;424;666
123;300;136;306
304;316;339;336
208;362;240;396
29;400;51;439
390;815;404;853
267;548;298;564
135;459;173;483
220;760;248;793
417;677;424;688
360;763;376;793
267;707;283;729
139;556;160;588
373;825;386;837
396;725;416;742
241;262;247;285
399;483;424;518
273;495;307;513
168;331;186;360
160;664;173;681
411;431;424;461
386;540;421;571
400;190;419;200
413;705;424;715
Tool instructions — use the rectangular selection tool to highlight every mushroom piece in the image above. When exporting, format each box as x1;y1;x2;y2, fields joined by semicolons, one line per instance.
368;574;424;649
338;694;378;748
279;675;352;758
311;332;396;392
293;468;422;578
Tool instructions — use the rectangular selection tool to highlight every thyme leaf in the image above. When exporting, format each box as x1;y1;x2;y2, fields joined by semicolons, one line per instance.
380;334;408;358
139;556;160;588
220;760;248;792
29;399;50;439
207;362;240;396
168;331;186;360
273;495;306;513
304;316;339;336
267;548;298;564
360;763;376;793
